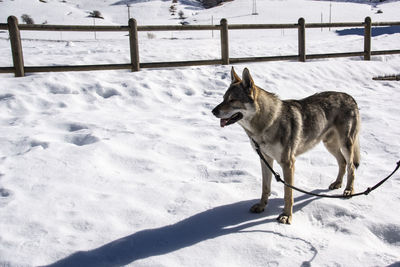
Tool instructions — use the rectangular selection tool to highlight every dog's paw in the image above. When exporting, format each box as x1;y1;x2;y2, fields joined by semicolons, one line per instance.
343;188;354;198
250;203;265;213
277;213;292;224
329;181;342;190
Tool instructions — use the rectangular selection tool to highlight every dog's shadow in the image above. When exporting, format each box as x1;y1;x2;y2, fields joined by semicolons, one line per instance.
45;193;321;267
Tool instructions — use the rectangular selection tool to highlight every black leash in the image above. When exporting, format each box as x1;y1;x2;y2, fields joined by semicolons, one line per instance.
251;138;400;198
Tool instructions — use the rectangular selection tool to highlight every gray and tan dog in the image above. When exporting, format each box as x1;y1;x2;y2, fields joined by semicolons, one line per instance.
212;67;360;224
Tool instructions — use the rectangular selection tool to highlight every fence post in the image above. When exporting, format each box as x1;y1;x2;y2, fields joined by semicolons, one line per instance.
129;18;140;72
7;16;24;77
364;16;371;61
220;18;229;65
298;17;306;62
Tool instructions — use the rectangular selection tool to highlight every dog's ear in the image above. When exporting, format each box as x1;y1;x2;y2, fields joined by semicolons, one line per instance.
242;68;254;90
231;67;241;84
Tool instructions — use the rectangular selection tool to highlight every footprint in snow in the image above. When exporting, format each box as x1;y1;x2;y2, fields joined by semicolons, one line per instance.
30;140;49;149
0;94;14;101
64;123;99;146
0;188;13;207
49;85;72;94
96;88;120;99
72;220;94;232
369;223;400;245
67;134;99;147
184;88;195;96
67;123;89;132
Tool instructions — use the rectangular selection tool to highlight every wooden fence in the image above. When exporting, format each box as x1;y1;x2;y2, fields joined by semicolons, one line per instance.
1;15;400;77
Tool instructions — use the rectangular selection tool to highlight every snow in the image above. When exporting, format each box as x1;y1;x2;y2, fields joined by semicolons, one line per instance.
0;0;400;266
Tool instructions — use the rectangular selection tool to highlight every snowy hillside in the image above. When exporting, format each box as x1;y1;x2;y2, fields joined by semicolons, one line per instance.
0;0;400;266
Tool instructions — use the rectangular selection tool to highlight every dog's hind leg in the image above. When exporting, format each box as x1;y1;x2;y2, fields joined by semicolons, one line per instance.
250;156;274;213
323;137;347;191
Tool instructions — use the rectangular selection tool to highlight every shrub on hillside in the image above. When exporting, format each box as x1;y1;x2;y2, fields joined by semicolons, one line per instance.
88;10;104;19
178;10;186;20
21;14;34;24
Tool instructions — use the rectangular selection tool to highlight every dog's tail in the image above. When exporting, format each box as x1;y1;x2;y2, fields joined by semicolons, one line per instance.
353;134;360;169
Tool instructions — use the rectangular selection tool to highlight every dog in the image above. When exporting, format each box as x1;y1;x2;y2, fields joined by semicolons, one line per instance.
212;67;360;224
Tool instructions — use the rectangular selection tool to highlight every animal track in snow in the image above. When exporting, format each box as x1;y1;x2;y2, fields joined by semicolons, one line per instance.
67;123;89;132
207;169;248;183
48;85;72;94
0;188;10;197
184;88;195;96
219;169;248;177
309;204;357;233
0;188;13;207
0;94;14;101
96;88;120;99
369;223;400;245
67;134;99;146
30;140;49;149
72;220;94;232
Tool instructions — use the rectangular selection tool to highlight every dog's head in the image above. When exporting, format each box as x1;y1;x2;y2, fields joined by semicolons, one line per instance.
212;67;256;127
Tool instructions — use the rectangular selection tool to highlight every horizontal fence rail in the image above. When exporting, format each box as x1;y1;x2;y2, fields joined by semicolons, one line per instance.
0;16;400;76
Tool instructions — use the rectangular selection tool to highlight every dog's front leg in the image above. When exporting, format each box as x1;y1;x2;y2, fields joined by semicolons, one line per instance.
250;156;273;213
277;160;294;224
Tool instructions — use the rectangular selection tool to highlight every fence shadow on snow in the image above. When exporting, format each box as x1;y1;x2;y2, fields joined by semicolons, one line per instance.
336;25;400;36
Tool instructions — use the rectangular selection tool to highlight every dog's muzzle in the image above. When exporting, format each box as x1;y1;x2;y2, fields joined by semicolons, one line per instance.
219;112;243;127
212;106;243;127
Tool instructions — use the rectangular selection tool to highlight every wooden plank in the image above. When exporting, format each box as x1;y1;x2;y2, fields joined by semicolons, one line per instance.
138;25;219;31
11;20;400;33
0;23;8;30
306;22;364;28
23;61;223;73
2;49;400;76
372;21;400;26
307;52;365;59
12;21;400;33
371;50;400;55
8;16;25;77
228;23;297;30
18;24;129;32
24;64;131;73
230;55;299;63
18;23;219;32
0;67;15;73
140;59;221;68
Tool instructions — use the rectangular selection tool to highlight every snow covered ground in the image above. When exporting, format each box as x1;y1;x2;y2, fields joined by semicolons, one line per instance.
0;0;400;266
